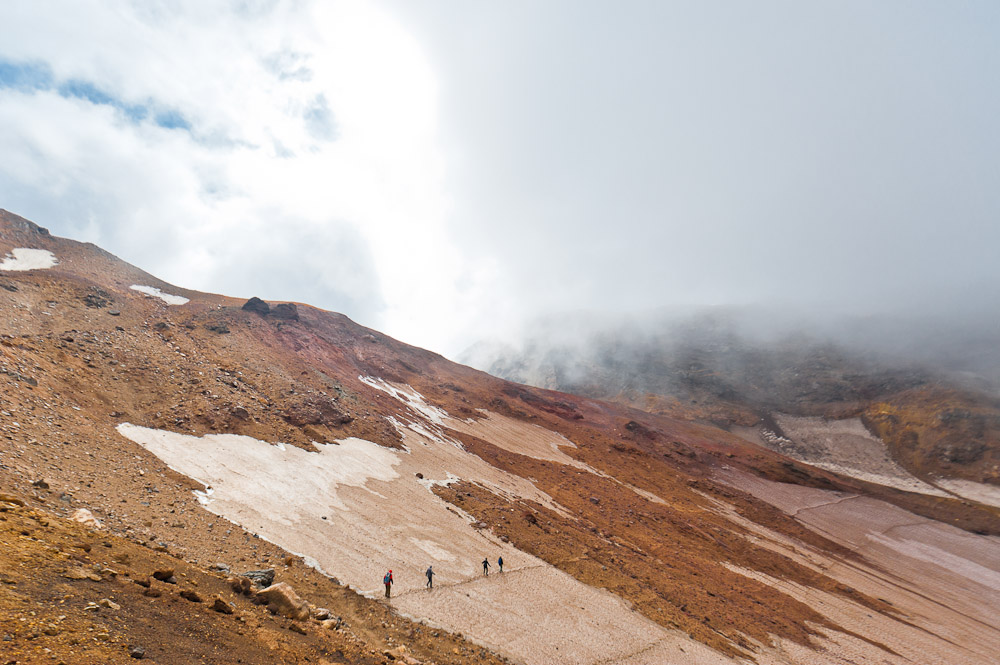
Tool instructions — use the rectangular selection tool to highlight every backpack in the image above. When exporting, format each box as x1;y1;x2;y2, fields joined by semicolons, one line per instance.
383;573;391;584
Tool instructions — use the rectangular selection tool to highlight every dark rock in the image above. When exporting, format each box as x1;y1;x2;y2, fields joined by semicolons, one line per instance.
242;297;270;315
109;311;121;317
153;322;169;331
206;323;230;334
211;597;234;614
415;473;424;479
239;568;275;589
31;479;49;490
270;303;299;320
128;645;145;659
179;589;202;603
228;576;253;595
282;397;352;428
0;283;17;292
83;288;112;308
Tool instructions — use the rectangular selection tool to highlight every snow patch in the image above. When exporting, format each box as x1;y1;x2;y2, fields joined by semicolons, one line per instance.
130;284;190;305
360;376;449;425
0;248;57;271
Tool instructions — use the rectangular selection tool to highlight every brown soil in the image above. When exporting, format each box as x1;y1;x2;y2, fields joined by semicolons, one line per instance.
431;430;896;661
0;493;512;665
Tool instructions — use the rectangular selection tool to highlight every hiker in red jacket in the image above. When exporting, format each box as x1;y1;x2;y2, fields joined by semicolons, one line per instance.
383;570;393;598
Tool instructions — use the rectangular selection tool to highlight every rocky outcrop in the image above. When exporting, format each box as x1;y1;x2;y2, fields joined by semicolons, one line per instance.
239;568;275;589
241;297;299;321
241;297;270;315
270;303;299;320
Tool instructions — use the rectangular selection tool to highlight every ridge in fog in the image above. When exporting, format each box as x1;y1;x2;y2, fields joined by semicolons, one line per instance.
460;305;1000;392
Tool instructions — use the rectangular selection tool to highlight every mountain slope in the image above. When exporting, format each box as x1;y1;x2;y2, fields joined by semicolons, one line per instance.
1;209;998;665
461;312;1000;493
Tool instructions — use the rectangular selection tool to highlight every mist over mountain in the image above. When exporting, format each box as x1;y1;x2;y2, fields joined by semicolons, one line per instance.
463;305;1000;397
461;306;1000;487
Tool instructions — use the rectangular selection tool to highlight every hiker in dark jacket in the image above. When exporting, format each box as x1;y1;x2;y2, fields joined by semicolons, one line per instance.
498;555;504;573
482;557;491;576
426;566;434;588
383;570;393;598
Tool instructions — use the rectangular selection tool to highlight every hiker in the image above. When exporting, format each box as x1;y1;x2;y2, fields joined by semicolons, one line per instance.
498;555;503;573
482;557;491;576
383;569;393;598
426;565;434;588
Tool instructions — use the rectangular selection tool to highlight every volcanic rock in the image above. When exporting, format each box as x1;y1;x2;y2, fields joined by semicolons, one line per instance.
239;568;275;588
241;297;270;315
271;303;299;320
212;596;235;614
256;582;311;621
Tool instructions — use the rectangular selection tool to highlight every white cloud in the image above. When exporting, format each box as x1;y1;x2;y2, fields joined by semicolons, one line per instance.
0;0;480;354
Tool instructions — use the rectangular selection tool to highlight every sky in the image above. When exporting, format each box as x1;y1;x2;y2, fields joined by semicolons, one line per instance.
0;1;997;357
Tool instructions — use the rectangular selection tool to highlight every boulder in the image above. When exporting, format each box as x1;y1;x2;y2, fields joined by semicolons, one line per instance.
71;508;102;529
241;297;270;315
179;589;203;603
211;597;234;614
239;568;275;589
255;582;311;621
270;303;299;320
228;576;253;595
152;569;177;584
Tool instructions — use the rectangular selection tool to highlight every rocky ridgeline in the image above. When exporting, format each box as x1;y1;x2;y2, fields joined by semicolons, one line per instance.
241;297;299;321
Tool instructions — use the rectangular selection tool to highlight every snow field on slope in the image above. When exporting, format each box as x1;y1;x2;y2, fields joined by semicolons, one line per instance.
130;284;190;305
0;248;58;271
116;386;739;665
716;468;1000;665
736;415;950;497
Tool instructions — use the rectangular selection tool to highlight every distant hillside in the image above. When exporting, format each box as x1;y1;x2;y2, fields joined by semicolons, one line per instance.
461;310;1000;488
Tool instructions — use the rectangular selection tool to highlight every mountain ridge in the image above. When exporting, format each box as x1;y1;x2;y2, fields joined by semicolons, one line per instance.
1;209;998;665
